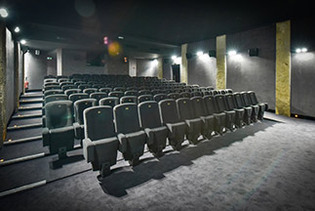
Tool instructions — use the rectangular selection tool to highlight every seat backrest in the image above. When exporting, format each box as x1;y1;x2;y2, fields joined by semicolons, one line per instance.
74;98;97;124
138;89;151;95
78;84;89;91
99;97;119;107
83;88;98;95
176;98;194;120
44;85;60;91
138;101;162;129
167;93;180;100
114;103;141;134
240;92;252;106
99;87;112;94
233;92;245;108
203;95;217;115
108;91;124;99
248;91;259;105
44;89;64;97
154;93;167;102
84;106;115;141
62;84;76;91
138;94;153;103
224;94;237;110
69;93;89;103
214;95;227;112
45;100;74;129
179;92;191;98
191;91;202;97
44;94;68;104
158;99;180;124
113;87;125;92
64;89;81;96
191;96;207;117
124;90;138;96
90;92;108;102
120;96;137;104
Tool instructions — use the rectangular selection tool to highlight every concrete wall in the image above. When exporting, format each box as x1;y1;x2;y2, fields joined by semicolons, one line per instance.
24;51;47;89
226;25;276;109
187;39;216;87
62;50;107;76
291;52;315;117
5;28;15;120
137;59;158;77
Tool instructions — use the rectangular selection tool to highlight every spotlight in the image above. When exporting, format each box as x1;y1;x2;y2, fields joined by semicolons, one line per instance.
228;50;237;56
20;39;27;45
197;51;204;57
295;48;308;53
0;8;8;18
14;27;20;33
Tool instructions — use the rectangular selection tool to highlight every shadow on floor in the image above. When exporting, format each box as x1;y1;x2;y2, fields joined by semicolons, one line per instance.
100;120;276;197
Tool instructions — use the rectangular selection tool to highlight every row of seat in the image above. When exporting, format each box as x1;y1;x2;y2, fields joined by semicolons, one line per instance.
42;89;267;175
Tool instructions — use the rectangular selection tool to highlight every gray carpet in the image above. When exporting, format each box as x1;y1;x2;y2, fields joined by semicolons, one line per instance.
0;113;315;210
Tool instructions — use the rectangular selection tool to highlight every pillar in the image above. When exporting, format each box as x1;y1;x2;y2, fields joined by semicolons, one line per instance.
0;22;6;147
276;20;291;117
216;34;226;89
56;48;62;76
157;58;163;79
181;43;188;83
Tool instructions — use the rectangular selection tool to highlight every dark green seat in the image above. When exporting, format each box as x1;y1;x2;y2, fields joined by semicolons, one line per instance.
42;100;75;168
83;106;119;178
114;103;147;166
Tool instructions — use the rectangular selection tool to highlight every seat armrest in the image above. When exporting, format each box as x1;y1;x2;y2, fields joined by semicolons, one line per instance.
73;122;81;139
117;133;127;153
144;128;154;145
82;138;95;162
42;127;50;146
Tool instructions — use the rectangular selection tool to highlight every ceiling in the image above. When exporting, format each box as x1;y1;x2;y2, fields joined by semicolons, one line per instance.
2;0;313;58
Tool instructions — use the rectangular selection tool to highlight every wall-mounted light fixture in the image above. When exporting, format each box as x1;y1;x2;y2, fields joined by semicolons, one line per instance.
295;48;308;53
228;50;237;56
197;51;204;57
20;39;27;45
209;50;216;58
248;48;259;57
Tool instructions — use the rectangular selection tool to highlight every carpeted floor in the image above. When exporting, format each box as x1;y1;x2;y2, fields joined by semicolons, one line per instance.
0;112;315;210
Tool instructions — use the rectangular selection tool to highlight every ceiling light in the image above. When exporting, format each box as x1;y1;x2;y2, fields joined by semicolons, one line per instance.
301;48;308;53
20;39;27;45
14;27;20;33
171;55;177;60
0;8;8;18
118;36;124;40
228;50;237;56
197;51;204;57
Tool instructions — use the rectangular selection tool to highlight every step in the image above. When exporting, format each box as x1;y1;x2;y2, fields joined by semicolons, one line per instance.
7;123;42;131
4;135;42;145
11;113;42;120
20;94;43;98
18;106;42;111
19;99;43;103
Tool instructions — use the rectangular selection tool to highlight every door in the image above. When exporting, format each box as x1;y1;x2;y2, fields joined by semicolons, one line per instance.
172;64;180;82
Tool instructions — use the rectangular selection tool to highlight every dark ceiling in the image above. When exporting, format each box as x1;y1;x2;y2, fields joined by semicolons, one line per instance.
2;0;314;58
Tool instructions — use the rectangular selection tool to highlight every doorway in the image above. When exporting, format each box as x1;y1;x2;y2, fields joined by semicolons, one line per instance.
172;64;180;82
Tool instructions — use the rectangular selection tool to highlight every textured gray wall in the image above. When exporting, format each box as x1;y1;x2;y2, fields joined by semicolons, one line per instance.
291;52;315;117
187;39;217;87
24;51;47;89
62;50;107;76
137;59;158;77
226;25;276;109
5;29;15;120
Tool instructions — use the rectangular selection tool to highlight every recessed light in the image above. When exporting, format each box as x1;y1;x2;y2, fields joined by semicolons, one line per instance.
0;8;8;18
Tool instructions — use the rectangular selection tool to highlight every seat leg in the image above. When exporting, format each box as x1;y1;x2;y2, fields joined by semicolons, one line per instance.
100;162;111;178
129;157;140;166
